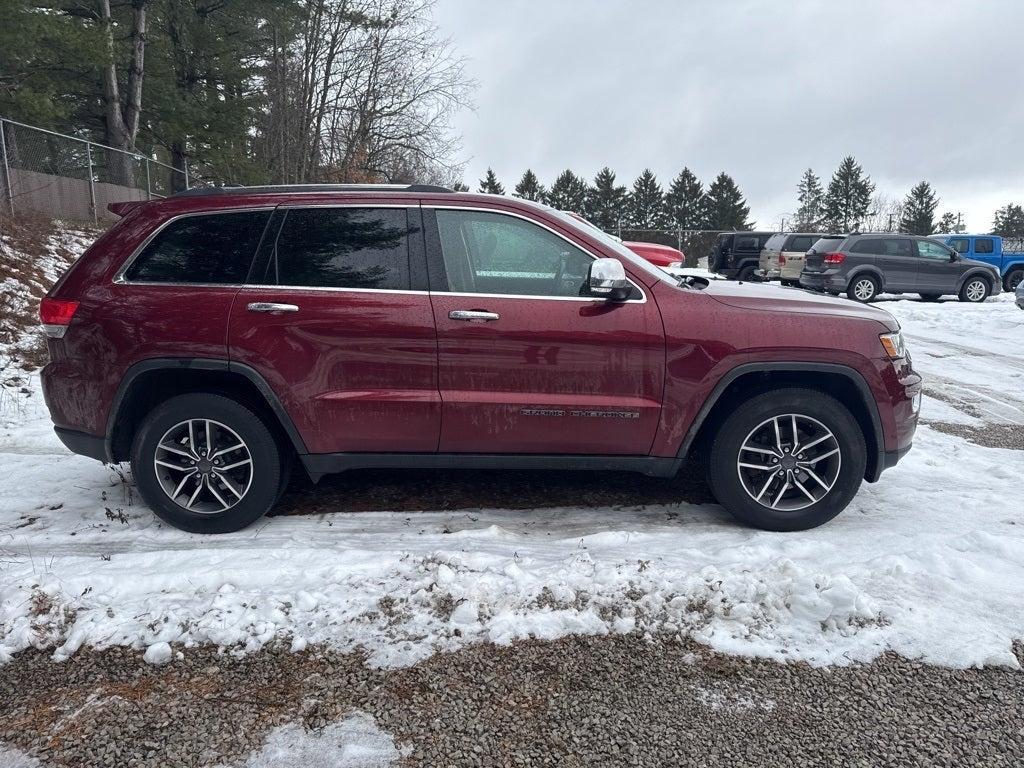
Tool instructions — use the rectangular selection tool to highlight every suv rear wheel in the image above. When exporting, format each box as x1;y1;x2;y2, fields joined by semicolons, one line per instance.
958;276;990;303
131;393;283;534
736;264;757;282
1004;268;1023;293
848;275;879;303
707;388;867;531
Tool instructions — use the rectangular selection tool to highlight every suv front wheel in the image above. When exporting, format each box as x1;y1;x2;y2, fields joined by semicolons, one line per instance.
707;388;867;531
131;393;283;533
958;276;990;303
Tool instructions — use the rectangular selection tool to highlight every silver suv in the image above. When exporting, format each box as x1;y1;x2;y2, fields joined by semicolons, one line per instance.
758;232;827;285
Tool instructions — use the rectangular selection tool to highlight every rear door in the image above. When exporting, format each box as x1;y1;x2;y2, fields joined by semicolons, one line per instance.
424;206;665;456
780;234;817;278
873;237;917;291
228;204;440;455
971;237;999;269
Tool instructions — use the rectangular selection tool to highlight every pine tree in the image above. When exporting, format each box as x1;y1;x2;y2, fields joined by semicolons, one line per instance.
546;169;589;213
628;169;666;229
898;181;939;235
664;168;706;229
586;167;627;231
513;169;545;201
452;181;469;192
704;172;752;230
936;211;965;234
821;156;874;232
794;169;824;230
992;204;1024;237
478;168;505;194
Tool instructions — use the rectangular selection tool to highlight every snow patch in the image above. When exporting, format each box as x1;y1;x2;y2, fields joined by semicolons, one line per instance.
225;713;406;768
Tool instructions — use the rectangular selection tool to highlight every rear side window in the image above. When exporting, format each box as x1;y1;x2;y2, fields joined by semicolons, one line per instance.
764;234;787;250
975;238;994;254
787;235;815;252
849;238;880;254
272;207;411;290
735;235;759;250
125;210;270;284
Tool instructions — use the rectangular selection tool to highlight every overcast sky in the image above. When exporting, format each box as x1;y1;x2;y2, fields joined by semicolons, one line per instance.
433;0;1023;231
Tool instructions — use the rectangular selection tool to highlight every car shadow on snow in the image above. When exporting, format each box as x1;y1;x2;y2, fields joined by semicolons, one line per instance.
273;462;716;518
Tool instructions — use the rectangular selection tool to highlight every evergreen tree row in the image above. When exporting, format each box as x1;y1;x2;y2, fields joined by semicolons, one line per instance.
477;167;753;232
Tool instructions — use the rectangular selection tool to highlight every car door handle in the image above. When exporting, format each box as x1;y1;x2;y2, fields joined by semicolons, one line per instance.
449;310;499;322
247;302;299;314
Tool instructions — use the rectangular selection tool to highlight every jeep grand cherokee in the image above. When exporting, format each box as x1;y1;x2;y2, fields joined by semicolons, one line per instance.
40;184;921;534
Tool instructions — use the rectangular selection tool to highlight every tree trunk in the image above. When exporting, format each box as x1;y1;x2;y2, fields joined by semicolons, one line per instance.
98;0;148;187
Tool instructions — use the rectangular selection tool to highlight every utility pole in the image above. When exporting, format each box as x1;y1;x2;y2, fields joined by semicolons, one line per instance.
887;213;895;232
956;211;963;233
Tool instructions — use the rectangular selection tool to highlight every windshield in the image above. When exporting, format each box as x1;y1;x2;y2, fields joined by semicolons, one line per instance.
549;209;676;286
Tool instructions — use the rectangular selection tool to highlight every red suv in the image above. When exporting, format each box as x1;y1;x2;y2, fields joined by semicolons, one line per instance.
40;185;921;534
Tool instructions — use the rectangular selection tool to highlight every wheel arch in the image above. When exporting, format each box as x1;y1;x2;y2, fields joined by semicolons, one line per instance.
679;362;885;482
958;268;996;292
847;266;885;292
1002;263;1024;291
106;358;307;463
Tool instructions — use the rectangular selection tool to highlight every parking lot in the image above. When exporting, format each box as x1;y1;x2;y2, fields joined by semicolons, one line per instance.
1;289;1022;765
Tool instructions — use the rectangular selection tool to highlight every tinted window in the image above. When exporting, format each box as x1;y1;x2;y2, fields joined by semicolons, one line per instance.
883;239;915;257
918;240;953;260
949;237;970;254
808;237;845;253
764;234;787;250
849;238;880;254
125;210;270;284
975;238;994;254
735;235;759;250
435;209;608;298
787;235;815;252
273;208;410;290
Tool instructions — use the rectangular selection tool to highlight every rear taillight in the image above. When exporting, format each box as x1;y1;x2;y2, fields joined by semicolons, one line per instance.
40;298;79;338
823;252;846;265
777;253;786;266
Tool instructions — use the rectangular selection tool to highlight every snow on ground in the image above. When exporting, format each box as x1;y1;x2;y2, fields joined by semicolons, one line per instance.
223;713;406;768
0;268;1022;671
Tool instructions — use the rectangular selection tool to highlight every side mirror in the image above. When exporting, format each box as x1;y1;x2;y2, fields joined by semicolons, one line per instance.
949;251;959;261
588;258;632;301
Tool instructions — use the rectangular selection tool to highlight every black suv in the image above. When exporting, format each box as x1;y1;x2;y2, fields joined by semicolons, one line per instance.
799;233;1001;303
709;231;774;281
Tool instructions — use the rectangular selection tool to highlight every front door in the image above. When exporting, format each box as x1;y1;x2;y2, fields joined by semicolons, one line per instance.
228;204;440;455
424;207;665;456
914;238;957;293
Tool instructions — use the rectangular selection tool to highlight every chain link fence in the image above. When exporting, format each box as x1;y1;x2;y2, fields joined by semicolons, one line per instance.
0;117;204;225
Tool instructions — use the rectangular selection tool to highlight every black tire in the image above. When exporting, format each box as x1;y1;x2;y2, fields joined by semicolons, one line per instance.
847;275;879;303
706;388;867;532
131;393;283;534
1003;268;1023;293
736;265;757;282
958;275;990;303
918;293;942;302
781;279;799;287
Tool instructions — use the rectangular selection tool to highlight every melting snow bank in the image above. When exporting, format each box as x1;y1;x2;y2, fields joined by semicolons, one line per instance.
222;714;406;768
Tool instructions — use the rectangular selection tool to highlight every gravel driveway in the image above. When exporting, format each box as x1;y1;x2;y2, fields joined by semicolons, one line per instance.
3;635;1022;767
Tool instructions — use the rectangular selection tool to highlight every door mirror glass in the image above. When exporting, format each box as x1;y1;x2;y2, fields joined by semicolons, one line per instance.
588;258;631;301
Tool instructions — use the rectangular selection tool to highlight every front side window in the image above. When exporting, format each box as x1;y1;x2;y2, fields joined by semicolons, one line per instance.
949;237;970;254
975;237;994;254
125;210;270;284
435;209;611;298
917;239;953;260
273;207;410;290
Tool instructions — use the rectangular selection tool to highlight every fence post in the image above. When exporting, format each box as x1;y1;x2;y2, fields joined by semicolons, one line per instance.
0;119;13;216
144;157;152;200
677;228;683;253
86;141;97;225
183;159;190;190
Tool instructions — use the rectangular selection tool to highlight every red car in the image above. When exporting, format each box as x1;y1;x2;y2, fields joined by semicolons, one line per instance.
40;185;920;534
561;211;684;267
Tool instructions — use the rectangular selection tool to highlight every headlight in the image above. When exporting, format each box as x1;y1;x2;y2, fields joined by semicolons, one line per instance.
879;331;906;360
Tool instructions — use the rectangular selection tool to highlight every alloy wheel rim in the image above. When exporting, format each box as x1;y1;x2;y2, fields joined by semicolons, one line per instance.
736;413;842;512
1008;272;1023;291
854;279;875;301
154;419;253;514
966;280;985;301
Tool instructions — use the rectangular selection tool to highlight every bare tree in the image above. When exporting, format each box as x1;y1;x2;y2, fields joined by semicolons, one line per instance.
258;0;472;184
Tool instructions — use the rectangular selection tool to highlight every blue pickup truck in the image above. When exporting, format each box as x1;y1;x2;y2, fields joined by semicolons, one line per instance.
934;234;1024;292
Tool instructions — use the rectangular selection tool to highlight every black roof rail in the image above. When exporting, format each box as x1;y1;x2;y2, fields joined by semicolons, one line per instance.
172;183;454;198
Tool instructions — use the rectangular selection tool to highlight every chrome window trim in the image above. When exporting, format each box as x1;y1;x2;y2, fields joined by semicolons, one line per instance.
112;207;276;285
423;204;647;304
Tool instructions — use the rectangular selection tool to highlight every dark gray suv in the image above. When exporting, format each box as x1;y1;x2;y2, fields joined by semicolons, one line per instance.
799;233;1001;303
